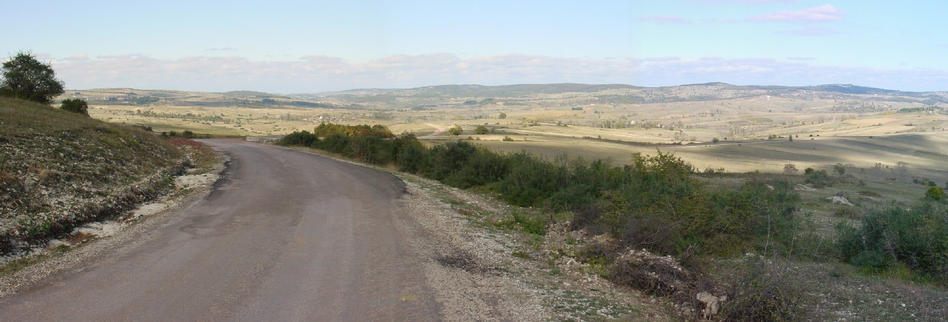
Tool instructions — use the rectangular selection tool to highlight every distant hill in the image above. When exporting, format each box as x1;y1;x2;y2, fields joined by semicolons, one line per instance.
66;82;948;109
307;82;946;102
61;89;345;109
297;82;948;108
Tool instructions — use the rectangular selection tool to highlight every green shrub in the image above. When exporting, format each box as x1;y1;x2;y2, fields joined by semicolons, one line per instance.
497;153;569;207
443;148;510;188
278;130;318;147
837;202;948;279
803;168;832;187
925;186;945;201
393;134;428;173
60;98;88;115
833;206;861;219
474;125;489;134
447;125;463;136
423;141;478;181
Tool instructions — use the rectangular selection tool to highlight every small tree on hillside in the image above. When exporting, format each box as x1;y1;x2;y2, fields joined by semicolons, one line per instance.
498;112;507;119
60;98;89;116
448;125;463;136
1;52;64;104
474;125;489;134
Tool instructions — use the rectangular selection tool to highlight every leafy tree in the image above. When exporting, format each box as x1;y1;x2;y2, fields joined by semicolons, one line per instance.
498;112;507;119
1;52;64;104
448;125;463;136
474;125;489;134
832;163;846;175
926;186;945;201
60;98;89;116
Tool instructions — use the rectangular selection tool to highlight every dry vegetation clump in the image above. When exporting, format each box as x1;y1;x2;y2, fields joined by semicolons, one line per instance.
719;257;806;322
0;97;195;254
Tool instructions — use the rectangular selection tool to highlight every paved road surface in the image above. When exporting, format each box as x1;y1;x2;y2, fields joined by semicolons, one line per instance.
0;140;441;321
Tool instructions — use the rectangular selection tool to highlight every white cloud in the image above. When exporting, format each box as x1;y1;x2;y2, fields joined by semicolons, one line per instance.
750;4;844;22
48;54;948;92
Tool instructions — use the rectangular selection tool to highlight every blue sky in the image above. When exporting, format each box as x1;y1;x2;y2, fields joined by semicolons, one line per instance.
2;0;946;92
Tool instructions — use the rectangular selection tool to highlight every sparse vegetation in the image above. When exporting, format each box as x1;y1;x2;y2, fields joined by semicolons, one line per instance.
0;97;192;254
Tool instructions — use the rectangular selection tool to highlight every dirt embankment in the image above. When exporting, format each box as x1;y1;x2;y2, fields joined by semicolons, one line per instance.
0;97;203;255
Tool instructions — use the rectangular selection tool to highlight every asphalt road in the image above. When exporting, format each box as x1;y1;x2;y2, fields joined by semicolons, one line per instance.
0;140;441;321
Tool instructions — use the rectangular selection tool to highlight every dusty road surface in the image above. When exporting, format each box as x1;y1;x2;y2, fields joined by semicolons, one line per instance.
0;140;442;321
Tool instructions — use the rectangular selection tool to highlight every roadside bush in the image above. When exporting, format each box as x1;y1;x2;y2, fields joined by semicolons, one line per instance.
393;135;427;173
443;148;509;188
837;202;948;279
60;98;89;116
278;123;808;266
497;153;569;207
423;141;478;181
314;123;393;139
278;130;318;147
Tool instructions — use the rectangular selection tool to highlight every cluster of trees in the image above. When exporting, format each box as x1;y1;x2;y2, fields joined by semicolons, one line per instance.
280;124;806;260
1;52;89;116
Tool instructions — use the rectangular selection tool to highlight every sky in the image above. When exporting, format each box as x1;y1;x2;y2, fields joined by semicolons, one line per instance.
1;0;946;92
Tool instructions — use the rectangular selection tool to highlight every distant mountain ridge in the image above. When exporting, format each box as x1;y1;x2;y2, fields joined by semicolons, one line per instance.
292;82;946;107
304;82;938;98
68;82;947;108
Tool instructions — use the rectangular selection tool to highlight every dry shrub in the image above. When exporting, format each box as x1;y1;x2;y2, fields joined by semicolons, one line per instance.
618;215;679;255
720;258;805;321
609;249;700;307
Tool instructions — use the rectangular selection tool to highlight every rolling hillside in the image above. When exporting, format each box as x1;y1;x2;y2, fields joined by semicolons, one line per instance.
0;97;190;254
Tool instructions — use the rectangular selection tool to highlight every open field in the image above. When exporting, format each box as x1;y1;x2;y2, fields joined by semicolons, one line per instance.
71;83;948;206
70;83;948;244
77;84;948;184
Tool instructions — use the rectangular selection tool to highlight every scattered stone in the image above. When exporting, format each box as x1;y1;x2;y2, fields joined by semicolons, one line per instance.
827;195;854;206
